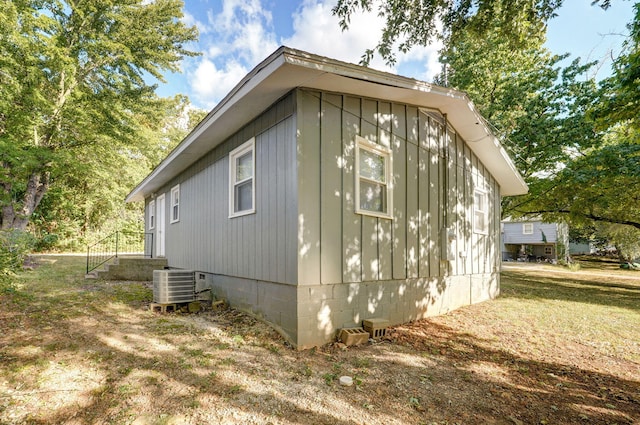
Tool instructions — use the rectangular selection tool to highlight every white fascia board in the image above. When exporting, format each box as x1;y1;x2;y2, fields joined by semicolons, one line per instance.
126;49;289;202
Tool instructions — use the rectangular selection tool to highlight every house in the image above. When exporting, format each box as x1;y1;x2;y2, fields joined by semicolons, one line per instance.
501;220;569;262
126;47;528;348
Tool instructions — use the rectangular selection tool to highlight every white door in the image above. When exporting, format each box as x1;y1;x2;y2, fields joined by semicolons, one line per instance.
156;194;166;257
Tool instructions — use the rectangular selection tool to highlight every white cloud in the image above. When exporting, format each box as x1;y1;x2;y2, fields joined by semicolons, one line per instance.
394;16;444;82
182;10;211;35
190;59;248;109
188;0;279;106
209;0;278;64
214;0;271;29
231;18;278;64
283;0;393;72
187;0;443;109
284;0;442;81
396;44;444;82
206;45;223;59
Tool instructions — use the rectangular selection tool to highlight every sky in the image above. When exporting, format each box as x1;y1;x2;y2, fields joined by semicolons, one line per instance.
154;0;636;110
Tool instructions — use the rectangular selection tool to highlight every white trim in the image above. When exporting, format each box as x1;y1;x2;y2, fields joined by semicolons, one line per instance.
229;138;256;218
355;135;393;220
148;200;156;230
523;223;534;235
156;194;166;257
473;189;489;235
170;184;180;223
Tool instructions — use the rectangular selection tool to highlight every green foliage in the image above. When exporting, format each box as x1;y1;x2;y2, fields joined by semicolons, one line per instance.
332;0;640;241
569;222;639;262
567;262;581;272
548;5;640;239
331;0;620;66
0;229;35;289
431;13;610;229
436;23;600;182
510;128;640;231
322;372;337;385
431;3;640;238
593;4;640;131
597;224;640;262
29;95;203;251
0;0;199;232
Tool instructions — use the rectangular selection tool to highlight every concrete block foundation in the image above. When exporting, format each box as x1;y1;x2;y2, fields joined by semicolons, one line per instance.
199;271;500;349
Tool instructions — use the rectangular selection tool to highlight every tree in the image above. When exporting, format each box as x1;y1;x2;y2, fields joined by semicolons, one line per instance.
592;3;640;131
0;0;198;231
333;0;640;247
333;0;602;185
434;23;600;182
332;0;611;66
430;15;606;227
599;223;640;262
508;124;640;230
440;19;640;232
510;6;640;231
29;95;207;250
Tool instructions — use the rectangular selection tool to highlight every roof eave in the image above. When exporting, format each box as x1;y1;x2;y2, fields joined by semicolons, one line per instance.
126;46;528;202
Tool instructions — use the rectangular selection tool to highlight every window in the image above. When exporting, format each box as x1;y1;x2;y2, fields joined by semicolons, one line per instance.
229;138;255;217
473;189;488;234
148;200;156;230
170;185;180;223
544;246;553;255
523;223;534;234
355;135;392;219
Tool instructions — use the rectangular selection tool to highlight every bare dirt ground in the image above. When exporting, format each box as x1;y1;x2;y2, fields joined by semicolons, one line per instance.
0;256;639;425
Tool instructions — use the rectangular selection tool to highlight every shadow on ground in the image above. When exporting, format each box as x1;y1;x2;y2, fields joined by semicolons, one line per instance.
0;257;638;424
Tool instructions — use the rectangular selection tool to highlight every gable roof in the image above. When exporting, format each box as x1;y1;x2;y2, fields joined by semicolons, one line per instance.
126;46;528;202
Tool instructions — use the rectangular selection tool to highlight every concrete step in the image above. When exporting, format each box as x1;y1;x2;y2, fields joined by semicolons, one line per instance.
87;257;168;281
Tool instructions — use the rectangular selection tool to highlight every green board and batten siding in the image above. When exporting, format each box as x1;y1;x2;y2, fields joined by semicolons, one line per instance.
146;87;501;347
295;88;500;286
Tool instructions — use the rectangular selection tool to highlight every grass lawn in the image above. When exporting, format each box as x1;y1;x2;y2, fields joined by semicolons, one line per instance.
0;256;638;424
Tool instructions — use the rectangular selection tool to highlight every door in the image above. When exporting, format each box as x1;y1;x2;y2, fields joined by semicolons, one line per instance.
156;194;166;257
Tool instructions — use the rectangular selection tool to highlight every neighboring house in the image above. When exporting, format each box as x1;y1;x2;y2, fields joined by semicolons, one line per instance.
501;220;569;262
126;47;528;348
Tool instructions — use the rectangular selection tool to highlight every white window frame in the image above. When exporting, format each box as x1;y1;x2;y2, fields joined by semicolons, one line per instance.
544;246;553;255
148;200;156;230
170;184;180;223
473;189;489;235
523;223;534;235
229;138;256;218
355;135;393;219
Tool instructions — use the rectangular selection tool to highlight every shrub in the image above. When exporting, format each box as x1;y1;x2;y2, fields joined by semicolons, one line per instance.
0;230;36;290
34;232;59;252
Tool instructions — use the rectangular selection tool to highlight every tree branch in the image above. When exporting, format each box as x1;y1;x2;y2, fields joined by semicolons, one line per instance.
516;209;640;230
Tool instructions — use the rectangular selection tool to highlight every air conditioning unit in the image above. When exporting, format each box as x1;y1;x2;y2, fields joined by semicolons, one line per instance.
153;270;195;304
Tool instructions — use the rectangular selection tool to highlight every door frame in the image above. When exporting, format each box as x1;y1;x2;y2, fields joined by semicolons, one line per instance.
156;193;166;257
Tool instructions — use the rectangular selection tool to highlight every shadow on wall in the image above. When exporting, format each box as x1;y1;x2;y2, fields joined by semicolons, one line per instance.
294;91;500;347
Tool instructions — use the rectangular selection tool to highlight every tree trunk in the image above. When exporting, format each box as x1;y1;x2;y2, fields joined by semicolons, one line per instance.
1;181;15;231
0;171;50;231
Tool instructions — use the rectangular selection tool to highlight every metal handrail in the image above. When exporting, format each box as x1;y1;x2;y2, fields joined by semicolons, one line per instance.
86;231;153;274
